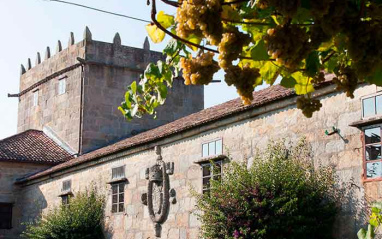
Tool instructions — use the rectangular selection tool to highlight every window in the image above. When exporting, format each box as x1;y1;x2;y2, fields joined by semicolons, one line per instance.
201;160;223;194
58;78;66;95
62;195;70;205
202;139;223;158
60;180;72;205
364;126;382;179
112;166;125;180
362;94;382;118
111;166;125;213
111;183;124;213
33;90;39;107
0;203;12;229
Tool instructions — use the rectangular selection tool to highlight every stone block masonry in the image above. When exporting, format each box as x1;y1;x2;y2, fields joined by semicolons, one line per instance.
14;27;204;155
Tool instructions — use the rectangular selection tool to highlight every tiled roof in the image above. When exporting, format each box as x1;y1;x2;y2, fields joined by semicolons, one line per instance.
0;130;73;164
19;84;303;183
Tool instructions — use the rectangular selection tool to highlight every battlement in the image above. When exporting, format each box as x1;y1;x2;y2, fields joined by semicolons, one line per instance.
19;26;162;93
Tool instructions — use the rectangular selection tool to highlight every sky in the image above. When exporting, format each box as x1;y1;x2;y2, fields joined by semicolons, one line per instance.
0;0;264;140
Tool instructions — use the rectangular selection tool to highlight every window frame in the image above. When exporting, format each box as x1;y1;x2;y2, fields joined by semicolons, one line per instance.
201;138;223;158
111;182;125;214
58;78;66;95
0;203;13;229
362;124;382;182
32;89;39;107
361;93;382;119
201;159;223;194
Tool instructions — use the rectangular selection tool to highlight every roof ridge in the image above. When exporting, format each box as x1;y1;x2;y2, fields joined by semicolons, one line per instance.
0;129;43;142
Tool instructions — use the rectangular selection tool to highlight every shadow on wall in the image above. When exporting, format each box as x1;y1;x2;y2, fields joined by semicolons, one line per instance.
334;177;368;239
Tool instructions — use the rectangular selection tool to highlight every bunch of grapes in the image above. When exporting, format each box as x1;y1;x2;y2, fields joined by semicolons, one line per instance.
311;72;326;85
264;24;310;69
180;52;220;85
296;96;322;118
333;66;359;98
218;27;251;70
224;64;261;105
346;21;382;78
176;0;223;45
256;0;300;17
317;0;347;36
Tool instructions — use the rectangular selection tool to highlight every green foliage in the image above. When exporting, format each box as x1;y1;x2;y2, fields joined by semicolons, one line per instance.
22;187;106;239
357;202;382;239
194;139;338;239
121;0;382;120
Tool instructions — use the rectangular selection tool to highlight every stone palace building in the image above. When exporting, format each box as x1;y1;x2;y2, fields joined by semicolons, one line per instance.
0;27;381;239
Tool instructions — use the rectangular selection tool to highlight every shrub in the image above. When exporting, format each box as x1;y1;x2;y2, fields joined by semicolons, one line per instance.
357;202;382;239
23;186;106;239
194;139;339;239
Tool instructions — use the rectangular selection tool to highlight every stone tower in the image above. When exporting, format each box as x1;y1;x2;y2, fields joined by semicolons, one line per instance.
11;27;204;154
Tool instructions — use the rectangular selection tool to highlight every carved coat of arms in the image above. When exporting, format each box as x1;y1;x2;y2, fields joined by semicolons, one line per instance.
141;146;176;237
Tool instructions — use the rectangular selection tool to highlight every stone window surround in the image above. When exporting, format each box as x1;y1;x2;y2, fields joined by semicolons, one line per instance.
362;124;382;182
59;179;73;205
111;182;125;214
32;89;39;107
201;138;223;158
361;92;382;119
57;76;67;95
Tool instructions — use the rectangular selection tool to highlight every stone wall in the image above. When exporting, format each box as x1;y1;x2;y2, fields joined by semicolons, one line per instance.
0;162;51;239
81;40;204;153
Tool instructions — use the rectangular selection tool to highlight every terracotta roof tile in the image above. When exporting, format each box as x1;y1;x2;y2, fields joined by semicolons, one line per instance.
20;85;300;182
0;130;73;165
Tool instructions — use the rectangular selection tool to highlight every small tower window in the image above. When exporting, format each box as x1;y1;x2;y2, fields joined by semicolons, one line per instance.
58;78;66;95
33;90;39;107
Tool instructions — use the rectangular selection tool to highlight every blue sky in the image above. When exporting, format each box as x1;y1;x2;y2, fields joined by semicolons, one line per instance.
0;0;259;139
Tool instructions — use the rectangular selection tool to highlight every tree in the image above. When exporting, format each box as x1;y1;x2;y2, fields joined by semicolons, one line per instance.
193;140;339;239
22;187;106;239
117;0;382;119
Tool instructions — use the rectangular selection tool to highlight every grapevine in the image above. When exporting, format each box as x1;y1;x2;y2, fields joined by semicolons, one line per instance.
118;0;382;120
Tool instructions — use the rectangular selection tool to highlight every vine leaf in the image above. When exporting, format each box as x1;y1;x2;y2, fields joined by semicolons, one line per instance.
146;24;166;43
251;39;269;61
293;71;314;95
157;11;174;29
280;76;297;88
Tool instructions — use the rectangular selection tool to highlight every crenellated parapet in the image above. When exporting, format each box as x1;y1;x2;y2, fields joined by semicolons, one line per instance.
18;26;160;94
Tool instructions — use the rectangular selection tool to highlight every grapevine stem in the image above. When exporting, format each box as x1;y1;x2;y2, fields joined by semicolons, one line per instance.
221;18;271;26
322;51;335;64
160;0;179;7
151;0;219;54
222;0;250;5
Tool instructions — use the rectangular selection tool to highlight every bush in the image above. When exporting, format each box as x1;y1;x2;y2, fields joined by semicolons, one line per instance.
194;139;339;239
23;186;106;239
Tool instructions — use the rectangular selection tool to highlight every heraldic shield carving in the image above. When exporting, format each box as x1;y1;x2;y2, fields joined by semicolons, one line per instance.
141;146;176;237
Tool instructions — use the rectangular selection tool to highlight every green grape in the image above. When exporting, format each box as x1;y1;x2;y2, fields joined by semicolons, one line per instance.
180;52;220;85
333;66;359;99
218;27;251;70
311;72;326;85
296;96;322;118
264;24;310;69
176;0;223;46
224;64;261;105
